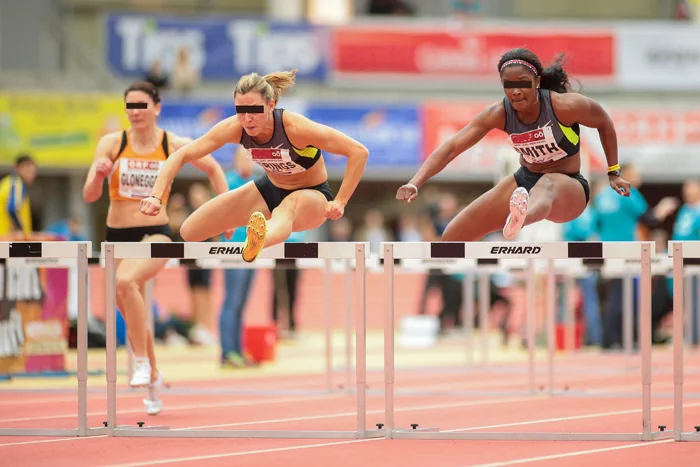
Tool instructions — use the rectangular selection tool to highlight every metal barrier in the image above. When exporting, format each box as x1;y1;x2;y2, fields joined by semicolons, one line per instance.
101;241;382;439
380;241;671;442
670;241;700;442
0;241;106;438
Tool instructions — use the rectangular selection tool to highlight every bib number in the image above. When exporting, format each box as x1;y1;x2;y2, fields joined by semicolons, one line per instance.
250;148;305;175
118;158;162;199
510;126;568;164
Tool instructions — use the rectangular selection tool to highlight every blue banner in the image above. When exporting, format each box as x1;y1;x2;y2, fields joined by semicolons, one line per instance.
106;14;329;81
305;105;422;167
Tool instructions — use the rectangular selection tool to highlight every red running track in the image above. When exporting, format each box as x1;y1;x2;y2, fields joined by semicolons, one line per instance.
2;356;700;467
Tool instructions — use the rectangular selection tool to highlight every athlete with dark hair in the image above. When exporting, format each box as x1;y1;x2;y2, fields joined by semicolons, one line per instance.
397;48;630;241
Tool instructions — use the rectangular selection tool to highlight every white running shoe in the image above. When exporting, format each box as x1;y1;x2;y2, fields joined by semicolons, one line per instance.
130;358;151;388
143;372;164;416
503;187;529;240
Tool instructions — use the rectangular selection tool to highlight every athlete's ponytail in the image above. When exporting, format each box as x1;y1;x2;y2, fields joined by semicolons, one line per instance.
539;54;572;94
234;69;297;103
263;69;297;102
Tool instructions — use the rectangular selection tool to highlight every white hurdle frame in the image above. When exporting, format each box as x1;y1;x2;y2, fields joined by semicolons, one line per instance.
0;241;106;438
102;241;382;439
382;240;672;442
671;241;700;442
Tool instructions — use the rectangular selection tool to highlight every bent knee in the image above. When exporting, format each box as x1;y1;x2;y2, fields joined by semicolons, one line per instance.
116;274;140;297
534;174;558;195
179;217;200;242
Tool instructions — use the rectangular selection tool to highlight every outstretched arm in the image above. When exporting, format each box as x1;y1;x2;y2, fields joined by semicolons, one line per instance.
149;118;240;202
168;134;229;197
285;112;369;209
554;93;629;197
399;102;504;202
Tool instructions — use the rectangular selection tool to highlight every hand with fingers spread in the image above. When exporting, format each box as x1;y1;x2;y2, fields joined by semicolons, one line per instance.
396;183;419;203
325;199;345;221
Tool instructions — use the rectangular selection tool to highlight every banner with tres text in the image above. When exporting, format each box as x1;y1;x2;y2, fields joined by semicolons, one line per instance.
106;14;330;82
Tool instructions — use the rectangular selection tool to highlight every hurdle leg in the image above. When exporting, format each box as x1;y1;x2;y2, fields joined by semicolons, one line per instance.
76;244;89;436
354;245;367;437
527;259;536;395
640;243;652;441
685;274;692;349
623;274;634;366
463;271;475;364
563;275;575;354
546;259;555;396
478;272;489;363
324;259;334;393
345;258;353;394
384;245;395;438
105;245;118;435
695;274;700;348
673;244;684;441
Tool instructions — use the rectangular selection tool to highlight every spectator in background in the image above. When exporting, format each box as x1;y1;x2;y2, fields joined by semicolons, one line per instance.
44;215;87;242
219;146;259;367
669;180;700;344
356;208;392;254
144;60;169;91
272;229;307;340
328;217;353;242
170;47;200;97
562;205;602;346
595;164;678;349
186;182;217;346
0;154;36;239
451;0;482;19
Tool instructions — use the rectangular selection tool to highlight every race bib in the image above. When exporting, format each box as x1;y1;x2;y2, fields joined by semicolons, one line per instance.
119;158;163;199
509;125;569;164
250;148;305;175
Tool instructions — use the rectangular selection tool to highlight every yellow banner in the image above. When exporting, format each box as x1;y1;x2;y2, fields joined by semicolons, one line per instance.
0;92;129;168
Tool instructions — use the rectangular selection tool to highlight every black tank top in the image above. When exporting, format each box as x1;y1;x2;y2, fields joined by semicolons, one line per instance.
503;89;580;165
239;108;322;175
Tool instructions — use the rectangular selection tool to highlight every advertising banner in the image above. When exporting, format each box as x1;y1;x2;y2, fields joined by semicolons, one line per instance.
332;26;615;84
0;93;128;168
304;104;422;168
616;25;700;90
106;14;329;81
582;106;700;180
0;262;69;375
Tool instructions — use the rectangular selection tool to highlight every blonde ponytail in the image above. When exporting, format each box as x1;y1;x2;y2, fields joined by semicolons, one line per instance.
234;69;298;103
263;69;297;101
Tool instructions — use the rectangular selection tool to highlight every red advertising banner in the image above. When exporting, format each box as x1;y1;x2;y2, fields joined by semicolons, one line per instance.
333;26;615;82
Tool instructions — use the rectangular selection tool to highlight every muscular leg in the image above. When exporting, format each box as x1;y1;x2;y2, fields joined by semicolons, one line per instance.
441;176;518;241
180;181;270;242
504;173;588;239
243;190;328;262
115;234;169;385
524;174;587;225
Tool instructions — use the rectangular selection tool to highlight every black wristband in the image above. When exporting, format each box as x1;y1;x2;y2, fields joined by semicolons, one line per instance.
150;195;162;203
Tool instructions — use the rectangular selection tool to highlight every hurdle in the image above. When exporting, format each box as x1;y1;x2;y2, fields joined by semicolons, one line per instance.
102;240;383;439
0;241;107;438
382;240;672;442
670;241;700;442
